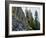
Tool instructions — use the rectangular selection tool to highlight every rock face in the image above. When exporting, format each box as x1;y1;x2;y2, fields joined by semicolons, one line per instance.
12;7;27;31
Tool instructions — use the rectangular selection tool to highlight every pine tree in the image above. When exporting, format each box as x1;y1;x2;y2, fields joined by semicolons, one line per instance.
25;9;35;30
35;10;40;30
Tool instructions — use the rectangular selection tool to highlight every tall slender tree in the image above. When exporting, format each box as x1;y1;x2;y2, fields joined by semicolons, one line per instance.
35;10;40;30
25;8;35;30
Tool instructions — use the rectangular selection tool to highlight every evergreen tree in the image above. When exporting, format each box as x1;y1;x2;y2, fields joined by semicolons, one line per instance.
28;10;34;30
25;9;35;30
35;10;40;30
